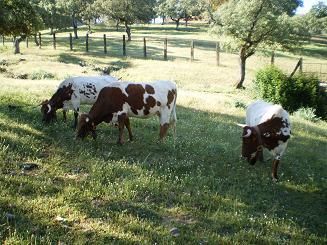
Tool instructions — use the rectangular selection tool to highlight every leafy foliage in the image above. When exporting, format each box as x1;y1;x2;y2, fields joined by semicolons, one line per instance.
95;0;156;40
0;0;43;36
254;66;327;119
212;0;308;88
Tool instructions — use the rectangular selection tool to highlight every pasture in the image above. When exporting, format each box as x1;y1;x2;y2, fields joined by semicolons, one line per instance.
0;24;326;243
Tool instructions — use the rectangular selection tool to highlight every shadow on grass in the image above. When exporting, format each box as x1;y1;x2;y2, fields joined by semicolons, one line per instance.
0;98;326;242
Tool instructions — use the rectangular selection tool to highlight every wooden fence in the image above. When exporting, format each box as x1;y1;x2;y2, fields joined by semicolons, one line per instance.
1;33;222;65
2;34;326;81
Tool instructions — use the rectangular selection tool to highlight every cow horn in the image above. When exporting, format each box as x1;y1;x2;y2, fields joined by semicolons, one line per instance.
47;104;52;114
243;129;252;138
236;123;247;128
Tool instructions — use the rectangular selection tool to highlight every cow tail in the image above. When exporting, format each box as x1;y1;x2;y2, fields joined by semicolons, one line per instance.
170;90;177;140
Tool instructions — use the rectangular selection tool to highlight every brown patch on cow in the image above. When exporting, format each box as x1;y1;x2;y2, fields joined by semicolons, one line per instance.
145;84;155;94
90;87;127;125
259;117;290;150
146;96;156;108
143;96;156;116
167;89;176;109
125;84;146;112
241;117;290;162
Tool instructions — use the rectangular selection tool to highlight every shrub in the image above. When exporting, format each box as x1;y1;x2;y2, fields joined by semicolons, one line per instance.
254;66;326;119
30;70;55;80
293;107;320;122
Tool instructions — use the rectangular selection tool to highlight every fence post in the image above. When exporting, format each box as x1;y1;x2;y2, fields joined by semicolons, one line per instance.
191;40;194;61
86;33;89;52
53;32;56;50
26;37;28;48
216;42;220;66
123;35;126;56
164;38;167;60
143;37;147;58
38;32;41;49
290;57;303;78
69;33;73;51
103;34;107;54
271;50;275;65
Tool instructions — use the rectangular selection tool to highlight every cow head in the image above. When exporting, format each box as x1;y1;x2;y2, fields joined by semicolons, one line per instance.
40;100;57;123
76;114;97;140
238;124;261;165
40;84;73;123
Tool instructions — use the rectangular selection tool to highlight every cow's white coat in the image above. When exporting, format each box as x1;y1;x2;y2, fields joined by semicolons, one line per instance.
58;75;119;113
245;100;291;159
109;80;177;126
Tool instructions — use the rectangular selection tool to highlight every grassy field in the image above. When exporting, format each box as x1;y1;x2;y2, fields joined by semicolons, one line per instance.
0;23;326;244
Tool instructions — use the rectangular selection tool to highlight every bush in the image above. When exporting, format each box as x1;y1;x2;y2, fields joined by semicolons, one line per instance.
254;66;326;119
29;70;55;80
293;107;320;122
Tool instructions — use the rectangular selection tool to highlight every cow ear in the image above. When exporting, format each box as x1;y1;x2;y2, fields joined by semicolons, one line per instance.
236;123;247;128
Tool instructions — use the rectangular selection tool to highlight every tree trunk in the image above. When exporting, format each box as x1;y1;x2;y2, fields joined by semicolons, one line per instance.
236;53;247;89
125;22;131;41
115;20;119;31
34;34;39;46
161;16;165;25
72;15;78;39
88;19;91;33
14;37;22;54
175;20;180;30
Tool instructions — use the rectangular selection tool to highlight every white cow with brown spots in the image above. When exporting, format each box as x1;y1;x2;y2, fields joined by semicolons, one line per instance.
238;100;291;181
76;80;177;144
40;75;119;128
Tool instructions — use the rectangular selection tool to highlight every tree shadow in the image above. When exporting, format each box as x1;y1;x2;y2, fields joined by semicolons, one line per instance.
0;97;326;242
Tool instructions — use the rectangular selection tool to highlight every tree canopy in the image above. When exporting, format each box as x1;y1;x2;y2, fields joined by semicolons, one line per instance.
96;0;156;40
212;0;308;88
0;0;43;37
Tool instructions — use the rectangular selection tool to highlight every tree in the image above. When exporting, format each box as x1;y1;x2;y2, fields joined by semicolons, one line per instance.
37;0;71;34
57;0;93;39
96;0;156;41
305;1;327;34
0;0;43;54
212;0;308;89
160;0;206;29
155;0;168;24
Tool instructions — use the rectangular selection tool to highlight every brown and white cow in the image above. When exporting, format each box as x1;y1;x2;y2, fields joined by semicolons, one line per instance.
40;75;118;127
237;100;291;181
76;80;177;144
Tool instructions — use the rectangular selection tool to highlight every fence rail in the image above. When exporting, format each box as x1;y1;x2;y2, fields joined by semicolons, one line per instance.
303;63;327;81
2;33;326;81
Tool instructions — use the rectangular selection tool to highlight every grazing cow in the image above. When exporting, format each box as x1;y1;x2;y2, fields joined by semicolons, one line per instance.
40;75;118;128
238;100;291;181
76;80;177;144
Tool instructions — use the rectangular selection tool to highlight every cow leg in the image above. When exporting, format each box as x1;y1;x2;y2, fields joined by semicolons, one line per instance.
258;150;264;162
272;156;280;181
159;123;170;141
63;110;67;122
73;111;79;129
124;117;133;141
117;113;126;145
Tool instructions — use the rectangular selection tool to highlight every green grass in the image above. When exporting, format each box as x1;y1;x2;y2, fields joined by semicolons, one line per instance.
0;23;326;244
